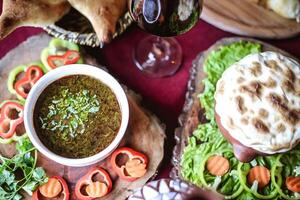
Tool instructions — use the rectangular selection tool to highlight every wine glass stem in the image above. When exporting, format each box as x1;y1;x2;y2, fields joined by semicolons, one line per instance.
152;37;171;61
133;35;182;78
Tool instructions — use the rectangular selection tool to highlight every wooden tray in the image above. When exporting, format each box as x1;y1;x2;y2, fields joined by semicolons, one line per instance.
170;37;296;180
0;34;166;200
200;0;300;39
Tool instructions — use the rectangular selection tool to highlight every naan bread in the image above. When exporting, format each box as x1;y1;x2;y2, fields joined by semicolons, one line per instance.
67;0;127;43
215;52;300;154
0;0;71;39
248;0;300;21
266;0;300;21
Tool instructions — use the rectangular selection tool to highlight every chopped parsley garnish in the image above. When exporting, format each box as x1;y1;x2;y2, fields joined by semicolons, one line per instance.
40;89;100;139
34;75;121;158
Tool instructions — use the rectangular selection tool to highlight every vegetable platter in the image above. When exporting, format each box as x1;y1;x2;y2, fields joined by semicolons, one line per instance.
0;33;166;200
171;37;300;199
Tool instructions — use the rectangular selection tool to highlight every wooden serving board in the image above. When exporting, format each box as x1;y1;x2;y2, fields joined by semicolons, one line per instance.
0;34;166;200
170;37;297;180
201;0;300;39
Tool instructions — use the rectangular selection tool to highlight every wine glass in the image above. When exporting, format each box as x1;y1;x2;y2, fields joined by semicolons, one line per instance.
128;0;203;78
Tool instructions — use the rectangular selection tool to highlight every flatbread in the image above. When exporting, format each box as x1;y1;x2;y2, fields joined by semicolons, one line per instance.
266;0;300;21
249;0;300;21
215;51;300;154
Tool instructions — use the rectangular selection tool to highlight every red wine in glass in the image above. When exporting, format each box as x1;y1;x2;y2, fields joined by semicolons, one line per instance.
129;0;203;77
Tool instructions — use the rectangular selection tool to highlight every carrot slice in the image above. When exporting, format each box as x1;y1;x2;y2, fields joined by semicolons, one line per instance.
286;177;300;193
125;159;147;178
206;155;230;176
39;177;62;198
86;181;109;198
247;166;270;189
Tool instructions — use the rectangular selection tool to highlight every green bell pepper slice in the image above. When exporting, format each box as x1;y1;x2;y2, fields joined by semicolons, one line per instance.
7;62;46;103
41;38;83;71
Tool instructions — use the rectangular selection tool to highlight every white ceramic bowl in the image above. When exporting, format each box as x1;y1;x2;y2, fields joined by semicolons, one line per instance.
24;64;129;167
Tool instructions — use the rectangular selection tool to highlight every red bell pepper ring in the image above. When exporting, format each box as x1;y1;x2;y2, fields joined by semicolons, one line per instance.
111;147;148;182
14;65;44;99
33;176;70;200
47;50;80;69
75;167;112;200
0;101;24;139
33;176;69;200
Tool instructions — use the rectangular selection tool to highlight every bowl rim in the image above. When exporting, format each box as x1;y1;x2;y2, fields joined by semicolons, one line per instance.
24;64;129;167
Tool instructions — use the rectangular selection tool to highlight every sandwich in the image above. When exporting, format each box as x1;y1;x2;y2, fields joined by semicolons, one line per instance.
215;51;300;162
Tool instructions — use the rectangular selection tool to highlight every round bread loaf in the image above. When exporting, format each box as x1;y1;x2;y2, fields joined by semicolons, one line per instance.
215;51;300;155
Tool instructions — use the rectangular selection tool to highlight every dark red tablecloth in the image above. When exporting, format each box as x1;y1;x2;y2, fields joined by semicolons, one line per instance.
1;21;300;178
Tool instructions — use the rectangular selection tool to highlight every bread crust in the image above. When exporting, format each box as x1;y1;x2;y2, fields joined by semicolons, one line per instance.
67;0;127;43
215;110;268;163
248;0;300;21
0;0;71;39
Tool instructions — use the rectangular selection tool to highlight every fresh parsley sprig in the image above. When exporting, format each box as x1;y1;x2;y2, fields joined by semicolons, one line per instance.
0;137;48;200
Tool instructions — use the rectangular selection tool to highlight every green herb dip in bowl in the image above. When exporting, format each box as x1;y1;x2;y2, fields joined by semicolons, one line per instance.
24;64;129;167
